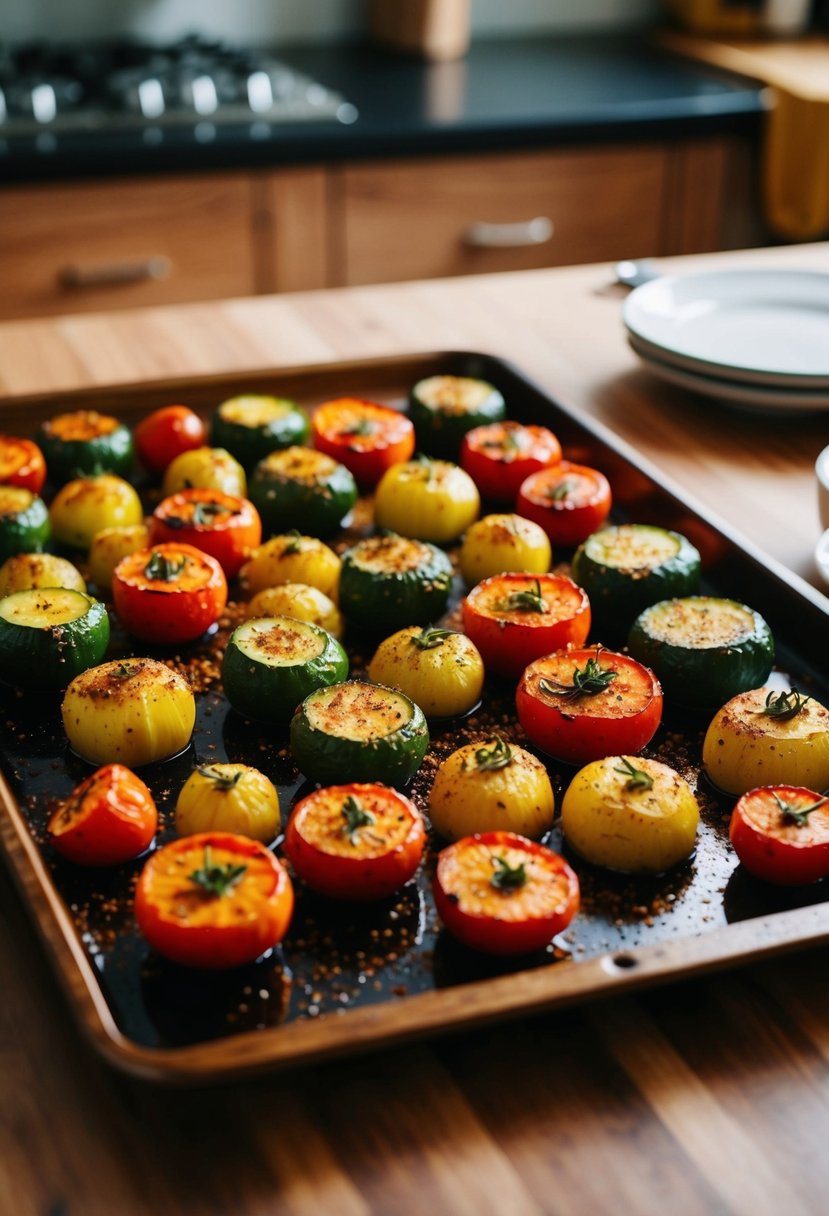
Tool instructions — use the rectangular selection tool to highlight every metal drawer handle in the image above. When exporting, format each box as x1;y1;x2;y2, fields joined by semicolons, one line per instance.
58;255;172;289
463;217;554;249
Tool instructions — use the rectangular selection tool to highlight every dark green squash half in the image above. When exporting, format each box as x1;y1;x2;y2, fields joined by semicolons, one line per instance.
290;679;429;786
627;595;774;710
407;374;506;460
211;395;311;469
248;445;357;539
0;587;109;689
338;533;453;631
222;615;348;725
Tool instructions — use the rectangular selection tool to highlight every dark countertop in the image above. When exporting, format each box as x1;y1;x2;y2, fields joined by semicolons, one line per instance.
0;33;765;185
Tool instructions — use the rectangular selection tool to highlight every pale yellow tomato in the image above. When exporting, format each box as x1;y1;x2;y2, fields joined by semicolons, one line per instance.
88;524;151;594
246;582;343;638
61;657;195;767
240;534;341;598
428;737;555;841
460;513;552;586
561;755;699;874
162;446;247;498
175;763;281;843
374;457;479;543
368;624;484;718
0;552;86;596
49;475;143;550
702;686;829;796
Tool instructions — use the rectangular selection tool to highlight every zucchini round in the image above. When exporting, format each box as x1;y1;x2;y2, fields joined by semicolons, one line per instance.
248;446;357;539
338;533;454;631
0;487;50;562
211;395;311;469
0;587;109;689
290;679;429;786
222;616;349;725
37;409;134;485
627;595;774;710
571;524;701;631
407;375;506;459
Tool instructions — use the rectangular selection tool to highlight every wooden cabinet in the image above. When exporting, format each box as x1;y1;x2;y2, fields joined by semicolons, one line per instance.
0;134;756;320
330;136;756;287
0;167;329;320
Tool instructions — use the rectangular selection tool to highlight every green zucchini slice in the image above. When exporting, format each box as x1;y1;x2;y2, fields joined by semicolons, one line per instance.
627;595;774;710
248;445;358;539
571;524;701;631
0;488;50;562
37;410;134;485
407;375;506;459
338;533;454;631
222;615;348;725
211;395;311;469
0;587;110;689
290;679;430;785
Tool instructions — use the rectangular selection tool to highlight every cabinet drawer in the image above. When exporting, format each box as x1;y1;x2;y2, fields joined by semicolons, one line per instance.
334;147;670;285
0;173;258;319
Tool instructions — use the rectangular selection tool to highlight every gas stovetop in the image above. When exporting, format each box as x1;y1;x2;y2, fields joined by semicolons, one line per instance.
0;35;358;140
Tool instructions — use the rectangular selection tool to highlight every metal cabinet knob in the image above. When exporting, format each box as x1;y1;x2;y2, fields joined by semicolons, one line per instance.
58;255;172;289
462;217;554;248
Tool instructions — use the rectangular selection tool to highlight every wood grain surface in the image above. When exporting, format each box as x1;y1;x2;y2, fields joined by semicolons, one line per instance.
1;244;828;1215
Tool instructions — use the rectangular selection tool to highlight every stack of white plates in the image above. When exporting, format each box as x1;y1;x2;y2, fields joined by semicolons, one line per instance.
622;269;829;415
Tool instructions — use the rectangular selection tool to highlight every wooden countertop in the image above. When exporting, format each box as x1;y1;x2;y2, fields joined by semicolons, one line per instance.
1;244;828;1215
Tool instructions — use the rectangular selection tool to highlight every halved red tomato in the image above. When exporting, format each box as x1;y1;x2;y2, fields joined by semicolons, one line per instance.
311;397;415;488
729;785;829;886
0;435;47;495
149;488;262;579
112;541;228;645
516;460;612;547
461;572;590;679
283;782;426;901
48;763;157;866
460;421;561;502
133;405;206;475
516;645;663;765
134;831;294;968
433;830;579;955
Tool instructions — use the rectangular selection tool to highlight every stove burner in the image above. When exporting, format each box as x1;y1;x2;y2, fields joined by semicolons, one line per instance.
0;35;357;137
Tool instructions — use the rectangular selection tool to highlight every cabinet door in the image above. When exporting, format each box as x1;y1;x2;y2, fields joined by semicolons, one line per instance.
0;173;259;319
333;146;670;285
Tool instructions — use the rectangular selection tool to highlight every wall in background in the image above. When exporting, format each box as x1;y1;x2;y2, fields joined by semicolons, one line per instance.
5;0;660;45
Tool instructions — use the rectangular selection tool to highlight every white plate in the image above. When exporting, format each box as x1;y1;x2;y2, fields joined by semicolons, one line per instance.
627;334;829;415
623;269;829;388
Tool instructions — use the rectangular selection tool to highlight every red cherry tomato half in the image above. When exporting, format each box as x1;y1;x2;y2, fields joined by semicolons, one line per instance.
433;830;580;955
134;831;294;968
729;785;829;886
48;763;157;866
133;405;206;475
0;435;47;495
461;421;562;503
112;541;228;645
149;487;262;579
311;397;416;489
516;460;612;547
461;572;591;679
284;782;426;901
516;645;663;765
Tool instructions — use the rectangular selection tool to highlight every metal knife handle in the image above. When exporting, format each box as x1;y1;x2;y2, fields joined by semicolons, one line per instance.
58;255;172;289
463;217;554;249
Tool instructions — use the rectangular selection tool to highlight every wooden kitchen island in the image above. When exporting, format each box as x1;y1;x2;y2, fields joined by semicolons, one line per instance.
0;244;828;1216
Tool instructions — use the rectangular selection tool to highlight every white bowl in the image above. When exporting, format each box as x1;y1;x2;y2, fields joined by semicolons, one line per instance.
817;443;829;532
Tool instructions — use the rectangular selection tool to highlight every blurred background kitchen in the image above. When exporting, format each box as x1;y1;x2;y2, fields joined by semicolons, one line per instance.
2;0;826;319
